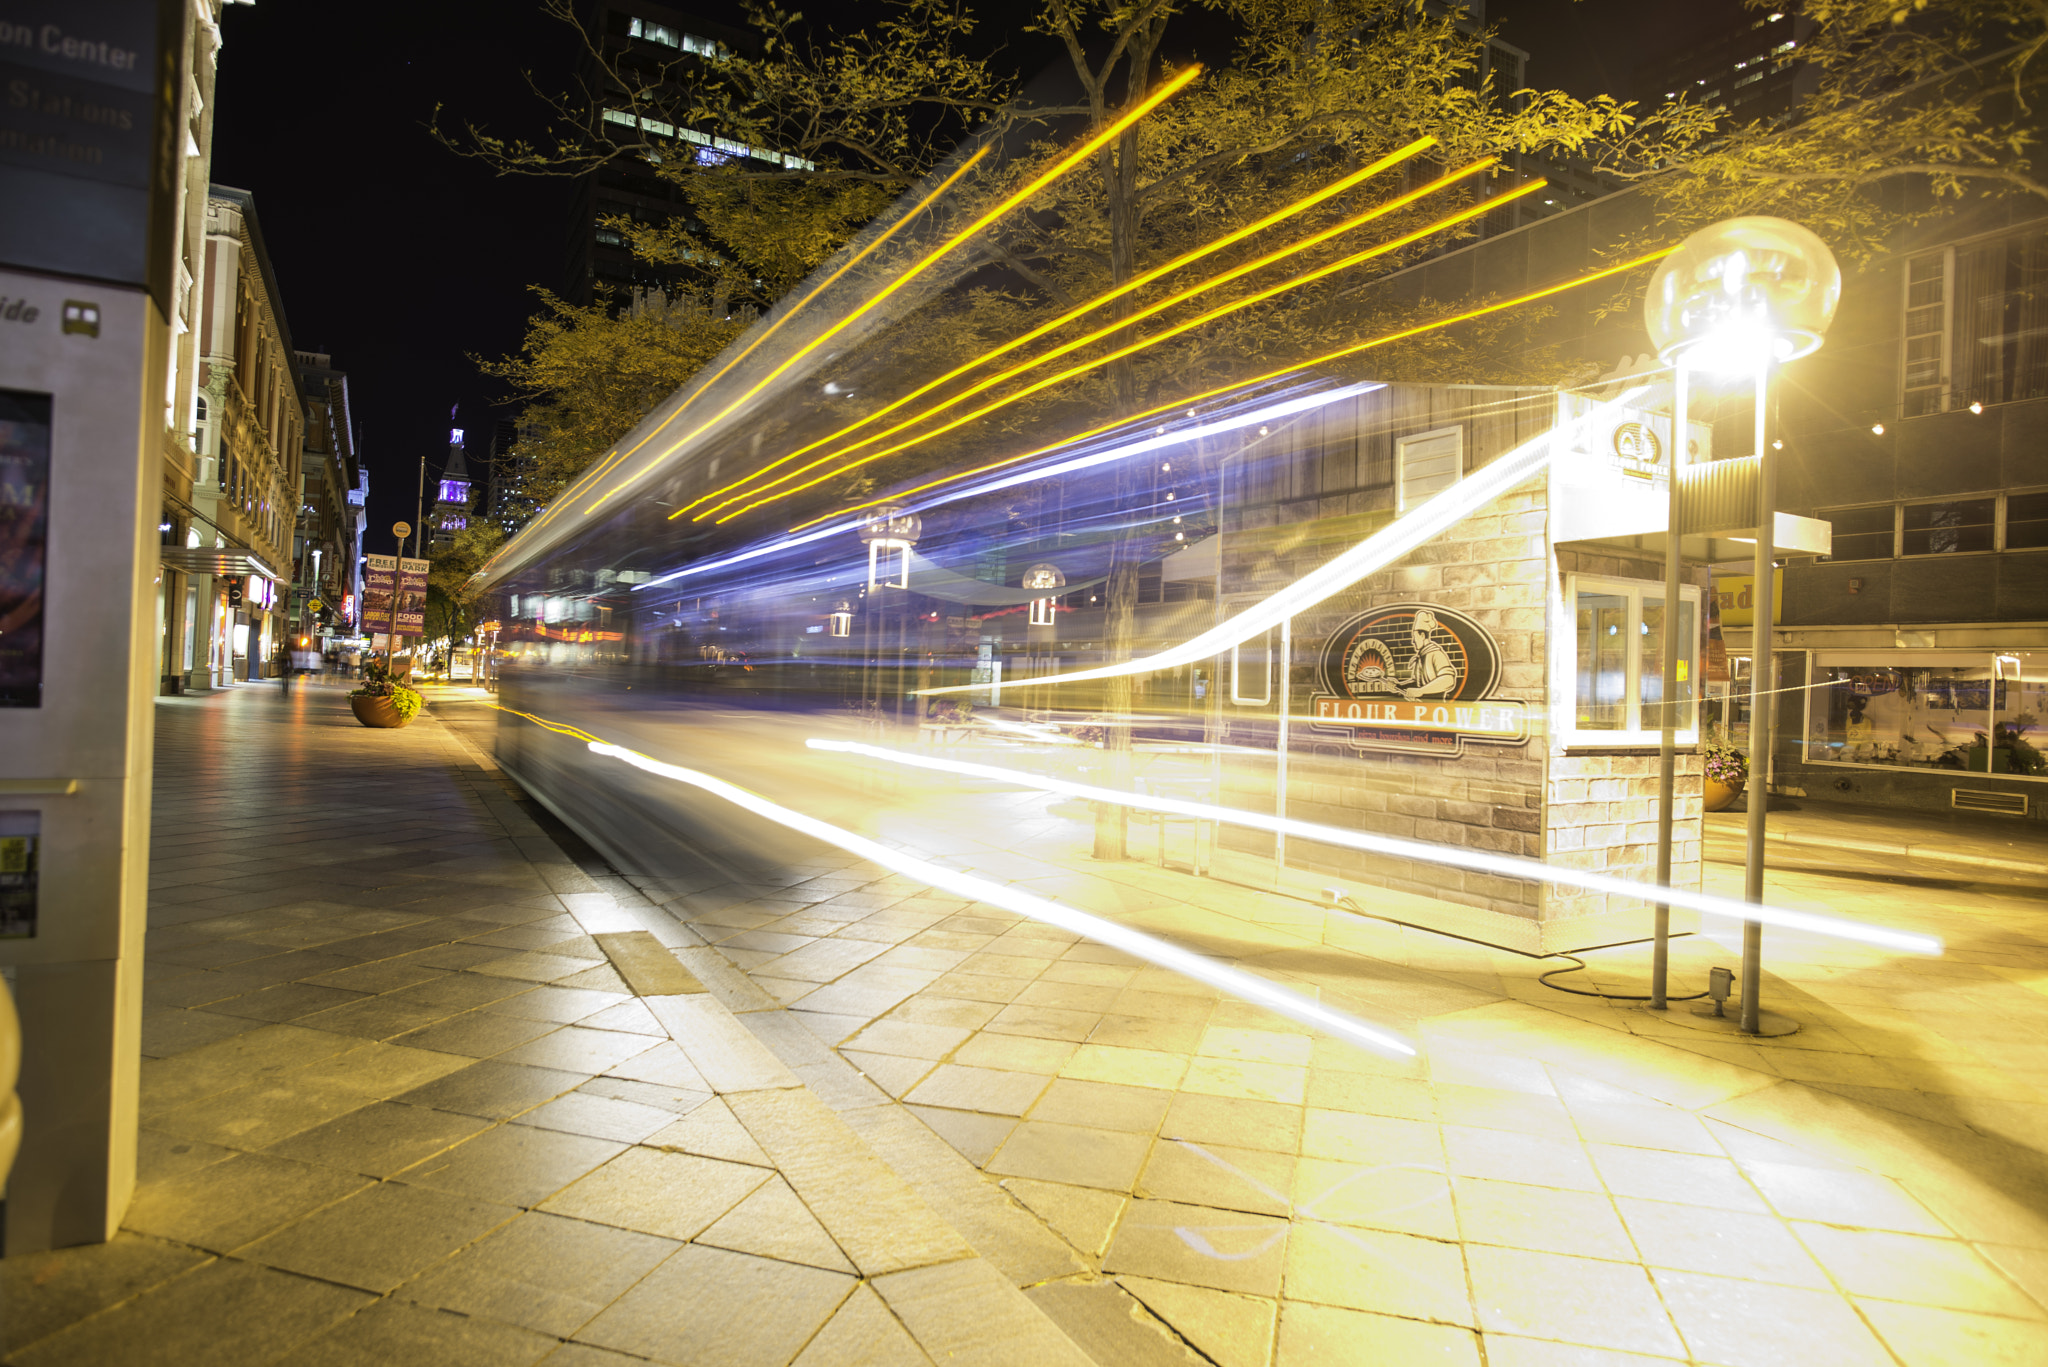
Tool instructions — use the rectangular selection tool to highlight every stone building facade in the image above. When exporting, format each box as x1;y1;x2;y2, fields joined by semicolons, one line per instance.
1207;381;1709;953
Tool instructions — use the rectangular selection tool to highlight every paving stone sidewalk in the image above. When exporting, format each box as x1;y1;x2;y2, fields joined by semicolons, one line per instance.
442;686;2048;1367
10;680;2048;1366
0;681;1097;1366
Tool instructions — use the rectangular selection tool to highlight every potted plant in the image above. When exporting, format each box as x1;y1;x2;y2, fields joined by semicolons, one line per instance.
1702;724;1748;812
350;659;424;729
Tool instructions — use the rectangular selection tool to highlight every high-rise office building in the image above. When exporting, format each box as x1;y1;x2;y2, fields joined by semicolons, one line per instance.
1640;4;1815;125
565;2;765;307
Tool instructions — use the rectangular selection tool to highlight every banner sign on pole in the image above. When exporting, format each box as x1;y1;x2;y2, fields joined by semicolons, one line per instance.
364;554;395;631
397;557;428;632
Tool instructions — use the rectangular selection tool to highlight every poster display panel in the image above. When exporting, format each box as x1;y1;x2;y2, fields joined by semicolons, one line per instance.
0;389;50;706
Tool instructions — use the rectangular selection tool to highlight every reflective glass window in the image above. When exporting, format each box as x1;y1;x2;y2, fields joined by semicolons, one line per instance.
1902;498;1995;555
1574;591;1628;731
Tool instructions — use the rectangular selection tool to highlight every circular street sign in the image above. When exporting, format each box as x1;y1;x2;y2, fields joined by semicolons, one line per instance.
393;521;412;537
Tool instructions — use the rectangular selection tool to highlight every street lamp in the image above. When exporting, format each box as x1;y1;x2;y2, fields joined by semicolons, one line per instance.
859;505;922;591
1644;217;1840;1032
1022;562;1066;627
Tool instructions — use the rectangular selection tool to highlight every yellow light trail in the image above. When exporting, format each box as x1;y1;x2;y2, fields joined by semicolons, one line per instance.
576;149;993;517
487;703;1416;1056
807;739;1944;957
473;149;995;580
793;245;1675;534
716;176;1545;523
647;63;1204;524
699;154;1495;522
685;136;1440;519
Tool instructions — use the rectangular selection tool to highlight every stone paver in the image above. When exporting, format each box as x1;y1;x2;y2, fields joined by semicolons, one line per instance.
0;684;1087;1365
431;685;2048;1367
11;678;2048;1365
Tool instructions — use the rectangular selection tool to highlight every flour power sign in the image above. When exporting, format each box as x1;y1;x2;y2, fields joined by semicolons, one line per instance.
1308;602;1530;758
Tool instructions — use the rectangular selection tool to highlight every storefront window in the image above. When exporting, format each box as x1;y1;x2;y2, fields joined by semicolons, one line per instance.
1574;590;1627;730
1805;652;2047;778
1640;596;1698;730
1566;576;1700;743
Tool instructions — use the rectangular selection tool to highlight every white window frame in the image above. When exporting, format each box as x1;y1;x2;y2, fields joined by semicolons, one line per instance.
1900;248;1954;415
1561;574;1704;748
1395;425;1463;514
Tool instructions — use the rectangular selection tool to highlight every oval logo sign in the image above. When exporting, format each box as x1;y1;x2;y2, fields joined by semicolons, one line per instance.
1612;422;1663;465
1316;603;1501;704
1311;603;1526;757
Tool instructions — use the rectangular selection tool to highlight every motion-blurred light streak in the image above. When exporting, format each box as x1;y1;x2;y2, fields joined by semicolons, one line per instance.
664;65;1205;523
691;137;1440;520
804;739;1945;957
803;248;1676;534
576;149;995;518
634;383;1378;591
698;151;1488;522
578;740;1417;1057
914;383;1655;698
484;151;997;573
717;178;1547;523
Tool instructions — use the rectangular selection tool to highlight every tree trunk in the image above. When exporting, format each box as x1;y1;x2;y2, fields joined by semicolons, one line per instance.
1089;28;1163;863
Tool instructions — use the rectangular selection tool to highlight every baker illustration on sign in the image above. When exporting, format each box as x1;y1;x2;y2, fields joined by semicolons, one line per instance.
1314;602;1527;757
1341;608;1459;700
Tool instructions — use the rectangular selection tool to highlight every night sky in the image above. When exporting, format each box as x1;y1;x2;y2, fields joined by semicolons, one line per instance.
209;0;1722;548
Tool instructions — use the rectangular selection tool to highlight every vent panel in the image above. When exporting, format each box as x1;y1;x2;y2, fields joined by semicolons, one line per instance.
1951;788;2028;816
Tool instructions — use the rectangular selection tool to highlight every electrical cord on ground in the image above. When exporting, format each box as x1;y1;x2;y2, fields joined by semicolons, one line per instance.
1537;952;1708;1002
1316;890;1709;1003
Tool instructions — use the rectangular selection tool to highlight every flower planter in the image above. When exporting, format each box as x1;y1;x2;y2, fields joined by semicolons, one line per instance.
350;694;414;729
1703;776;1744;813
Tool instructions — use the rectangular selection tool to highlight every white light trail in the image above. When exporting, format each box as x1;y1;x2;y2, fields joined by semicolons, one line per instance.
916;385;1657;696
805;738;1946;957
633;381;1379;592
583;740;1416;1057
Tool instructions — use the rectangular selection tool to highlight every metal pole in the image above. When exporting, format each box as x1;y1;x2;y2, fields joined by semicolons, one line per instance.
1652;366;1688;1010
1275;614;1292;869
389;532;402;667
1742;360;1775;1034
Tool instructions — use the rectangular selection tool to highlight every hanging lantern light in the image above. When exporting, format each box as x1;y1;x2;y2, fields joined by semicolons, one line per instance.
1021;562;1066;627
858;504;922;590
828;601;852;637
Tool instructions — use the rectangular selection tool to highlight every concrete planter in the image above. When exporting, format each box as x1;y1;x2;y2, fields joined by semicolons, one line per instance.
1703;776;1744;812
350;693;414;729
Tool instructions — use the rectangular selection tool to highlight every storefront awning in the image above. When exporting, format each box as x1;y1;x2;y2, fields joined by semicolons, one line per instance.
158;547;285;581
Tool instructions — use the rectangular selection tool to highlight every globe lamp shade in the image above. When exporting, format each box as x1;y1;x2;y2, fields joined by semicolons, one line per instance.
1020;563;1067;592
1644;217;1840;374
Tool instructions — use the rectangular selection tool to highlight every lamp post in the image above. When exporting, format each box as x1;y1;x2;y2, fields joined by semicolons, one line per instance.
1643;217;1840;1032
857;506;922;720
